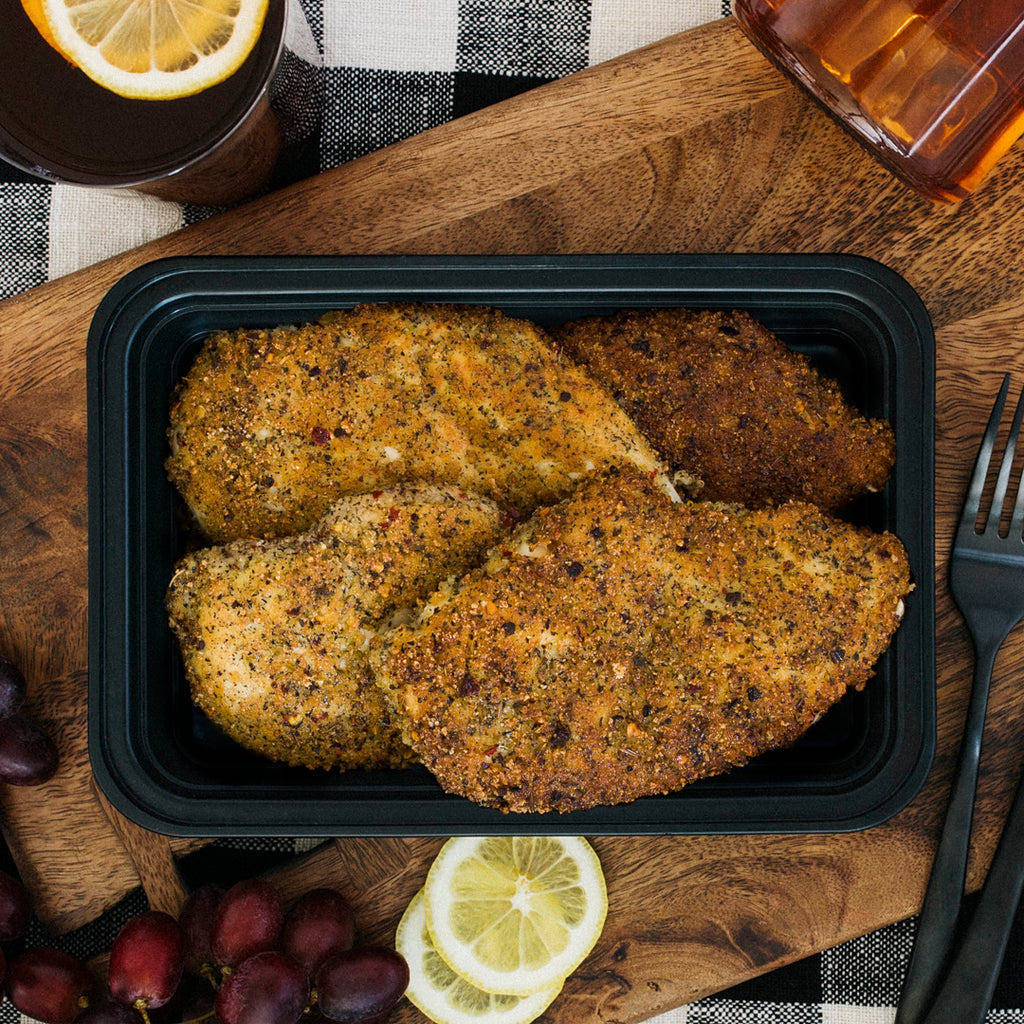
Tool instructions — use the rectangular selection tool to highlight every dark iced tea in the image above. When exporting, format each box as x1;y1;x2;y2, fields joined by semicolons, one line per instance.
734;0;1024;201
0;0;321;205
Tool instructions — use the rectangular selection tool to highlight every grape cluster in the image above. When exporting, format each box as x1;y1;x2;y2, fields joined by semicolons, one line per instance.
0;871;410;1024
0;653;59;787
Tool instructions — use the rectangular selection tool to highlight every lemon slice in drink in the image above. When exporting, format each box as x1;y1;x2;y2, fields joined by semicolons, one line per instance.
397;889;563;1024
39;0;269;100
423;836;607;997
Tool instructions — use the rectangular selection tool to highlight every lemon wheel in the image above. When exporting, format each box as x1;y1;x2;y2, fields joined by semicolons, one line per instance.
39;0;269;100
397;889;563;1024
422;836;608;997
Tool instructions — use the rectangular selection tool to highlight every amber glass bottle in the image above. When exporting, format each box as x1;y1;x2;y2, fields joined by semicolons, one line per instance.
733;0;1024;201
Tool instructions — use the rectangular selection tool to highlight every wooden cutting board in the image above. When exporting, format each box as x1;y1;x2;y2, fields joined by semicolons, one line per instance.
3;16;1024;1021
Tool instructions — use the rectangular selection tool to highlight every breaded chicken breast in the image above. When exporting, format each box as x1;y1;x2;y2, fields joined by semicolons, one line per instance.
553;307;896;511
166;485;510;771
369;468;912;813
166;302;670;543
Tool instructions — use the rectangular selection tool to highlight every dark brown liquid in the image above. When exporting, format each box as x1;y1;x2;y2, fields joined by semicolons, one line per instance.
734;0;1024;200
0;0;287;202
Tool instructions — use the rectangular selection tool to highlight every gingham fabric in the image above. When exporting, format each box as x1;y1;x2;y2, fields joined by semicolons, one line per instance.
2;1;1022;1022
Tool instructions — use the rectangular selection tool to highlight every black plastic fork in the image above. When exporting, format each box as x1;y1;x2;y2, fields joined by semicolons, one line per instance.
896;374;1024;1024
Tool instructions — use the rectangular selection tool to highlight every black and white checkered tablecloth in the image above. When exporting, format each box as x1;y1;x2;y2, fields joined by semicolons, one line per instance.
2;1;1023;1022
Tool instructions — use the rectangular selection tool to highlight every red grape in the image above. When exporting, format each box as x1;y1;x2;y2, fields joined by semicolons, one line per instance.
108;910;184;1010
0;714;59;785
6;947;96;1023
212;879;283;969
313;947;408;1024
180;884;224;978
215;951;308;1024
0;654;27;719
0;868;32;939
280;887;355;979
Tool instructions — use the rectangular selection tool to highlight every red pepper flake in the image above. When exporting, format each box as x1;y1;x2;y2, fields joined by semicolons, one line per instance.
311;426;331;446
459;674;480;697
380;507;401;531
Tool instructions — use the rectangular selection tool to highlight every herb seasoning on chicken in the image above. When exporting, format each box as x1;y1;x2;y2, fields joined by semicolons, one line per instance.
554;307;896;511
166;302;670;543
166;485;510;771
369;467;912;813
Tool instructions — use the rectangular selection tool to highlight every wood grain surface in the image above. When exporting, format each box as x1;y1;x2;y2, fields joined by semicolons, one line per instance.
2;16;1024;1022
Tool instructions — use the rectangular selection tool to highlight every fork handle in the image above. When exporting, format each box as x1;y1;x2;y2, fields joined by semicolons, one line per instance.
920;754;1024;1024
894;648;999;1024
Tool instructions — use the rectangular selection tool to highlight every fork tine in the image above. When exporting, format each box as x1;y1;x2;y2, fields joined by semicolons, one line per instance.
962;374;1010;531
1007;385;1024;539
986;377;1024;533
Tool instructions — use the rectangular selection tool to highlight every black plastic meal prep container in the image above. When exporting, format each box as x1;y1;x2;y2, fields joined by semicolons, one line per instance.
87;253;936;837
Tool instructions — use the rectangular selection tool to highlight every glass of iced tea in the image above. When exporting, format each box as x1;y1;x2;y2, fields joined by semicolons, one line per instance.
0;0;322;206
733;0;1024;202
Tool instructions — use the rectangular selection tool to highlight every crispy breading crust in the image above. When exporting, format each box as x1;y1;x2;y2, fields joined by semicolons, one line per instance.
369;468;912;813
552;307;896;511
166;485;510;771
166;302;668;543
